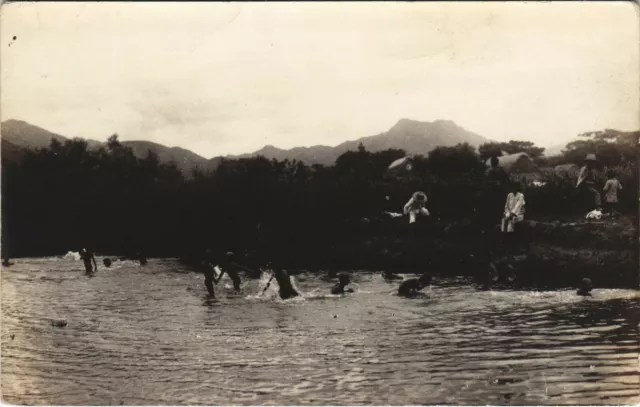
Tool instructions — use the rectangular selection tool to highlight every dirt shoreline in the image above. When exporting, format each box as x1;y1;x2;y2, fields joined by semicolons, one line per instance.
311;215;639;289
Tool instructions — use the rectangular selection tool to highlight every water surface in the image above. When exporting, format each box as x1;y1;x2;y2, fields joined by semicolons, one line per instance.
2;257;638;405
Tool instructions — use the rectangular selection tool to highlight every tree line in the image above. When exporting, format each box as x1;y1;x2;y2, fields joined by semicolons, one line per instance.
2;132;637;260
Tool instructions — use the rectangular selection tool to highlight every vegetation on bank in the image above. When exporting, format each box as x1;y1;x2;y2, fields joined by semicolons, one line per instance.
1;131;637;261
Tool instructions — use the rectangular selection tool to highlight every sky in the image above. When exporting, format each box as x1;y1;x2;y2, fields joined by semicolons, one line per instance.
1;2;638;158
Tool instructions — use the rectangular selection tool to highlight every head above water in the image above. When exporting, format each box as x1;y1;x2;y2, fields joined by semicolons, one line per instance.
580;277;593;290
418;272;432;287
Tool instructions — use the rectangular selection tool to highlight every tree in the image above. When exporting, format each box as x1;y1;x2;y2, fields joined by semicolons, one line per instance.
563;130;638;166
427;143;483;175
107;134;121;151
478;143;503;161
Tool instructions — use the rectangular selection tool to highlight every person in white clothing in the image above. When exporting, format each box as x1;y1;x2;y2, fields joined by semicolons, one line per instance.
403;191;430;224
501;183;525;233
602;169;622;215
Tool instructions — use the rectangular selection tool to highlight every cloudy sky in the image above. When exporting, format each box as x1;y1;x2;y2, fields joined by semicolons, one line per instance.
1;2;638;157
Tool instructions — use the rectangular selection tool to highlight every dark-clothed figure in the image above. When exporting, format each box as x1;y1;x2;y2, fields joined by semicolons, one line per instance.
398;273;432;297
80;248;97;274
484;156;510;230
137;251;148;266
216;251;260;291
273;269;300;300
331;274;355;295
576;154;602;211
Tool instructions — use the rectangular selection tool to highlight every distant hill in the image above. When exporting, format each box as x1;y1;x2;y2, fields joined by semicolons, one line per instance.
2;117;491;172
232;144;336;164
227;119;490;165
1;119;68;149
0;120;215;176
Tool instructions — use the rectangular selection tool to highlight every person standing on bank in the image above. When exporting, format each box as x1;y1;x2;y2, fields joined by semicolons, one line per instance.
485;156;510;229
576;154;602;211
602;170;622;215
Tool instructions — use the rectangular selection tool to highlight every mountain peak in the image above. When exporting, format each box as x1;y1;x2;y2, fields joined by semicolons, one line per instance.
255;145;285;154
392;118;458;129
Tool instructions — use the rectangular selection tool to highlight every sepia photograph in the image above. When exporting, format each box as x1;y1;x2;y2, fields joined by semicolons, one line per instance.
1;1;639;405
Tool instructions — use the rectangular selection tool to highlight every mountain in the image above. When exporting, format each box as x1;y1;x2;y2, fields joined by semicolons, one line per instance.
1;119;68;149
2;117;491;172
0;120;215;176
233;144;336;164
335;118;488;157
227;119;490;165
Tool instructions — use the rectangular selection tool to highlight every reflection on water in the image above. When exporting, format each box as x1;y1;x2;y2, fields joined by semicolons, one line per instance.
2;258;638;405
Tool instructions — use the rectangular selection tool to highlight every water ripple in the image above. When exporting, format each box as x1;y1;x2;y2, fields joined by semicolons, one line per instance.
2;258;639;405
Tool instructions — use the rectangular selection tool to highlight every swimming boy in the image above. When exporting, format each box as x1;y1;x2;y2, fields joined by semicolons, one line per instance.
398;273;432;297
80;248;97;274
137;250;148;266
577;277;593;296
331;273;355;294
273;269;300;300
203;263;217;296
215;251;261;291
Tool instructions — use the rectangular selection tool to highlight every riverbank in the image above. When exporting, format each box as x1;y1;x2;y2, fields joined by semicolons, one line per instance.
323;214;638;289
6;214;637;290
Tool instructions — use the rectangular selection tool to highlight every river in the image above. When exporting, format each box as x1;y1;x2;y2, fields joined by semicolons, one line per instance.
2;257;638;405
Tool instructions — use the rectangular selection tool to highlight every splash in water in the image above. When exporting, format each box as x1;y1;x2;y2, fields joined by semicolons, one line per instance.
63;251;81;261
247;271;364;303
